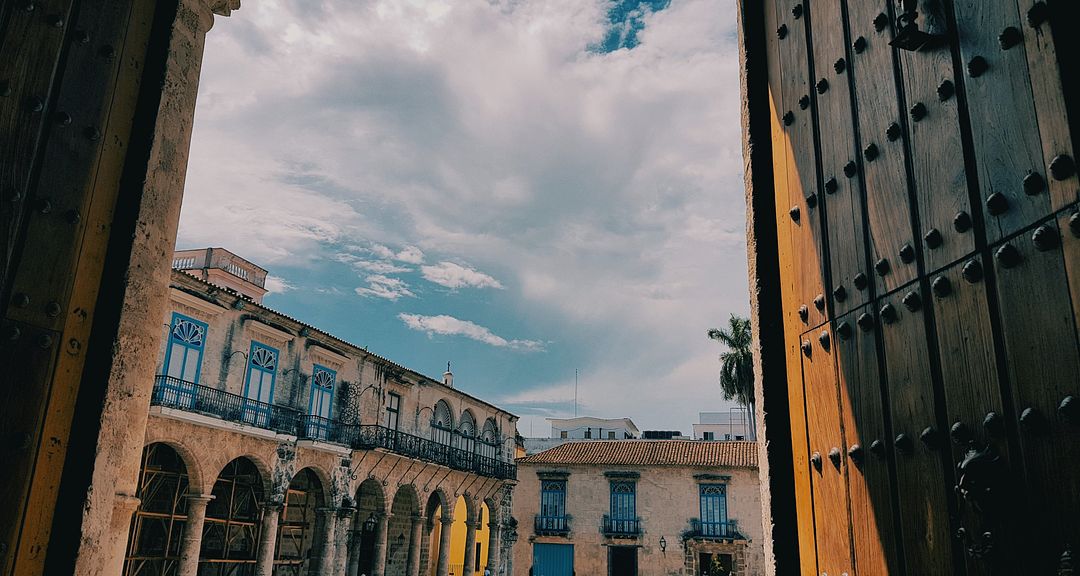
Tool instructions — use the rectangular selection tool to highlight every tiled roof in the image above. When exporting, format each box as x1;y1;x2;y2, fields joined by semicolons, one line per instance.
517;440;758;468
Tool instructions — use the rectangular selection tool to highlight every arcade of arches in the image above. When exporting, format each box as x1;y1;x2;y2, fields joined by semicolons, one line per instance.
123;443;511;576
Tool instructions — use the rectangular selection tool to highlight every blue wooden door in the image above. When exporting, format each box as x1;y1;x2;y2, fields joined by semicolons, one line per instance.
532;543;573;576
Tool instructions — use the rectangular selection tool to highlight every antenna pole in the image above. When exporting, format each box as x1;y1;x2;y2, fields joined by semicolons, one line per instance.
575;369;578;417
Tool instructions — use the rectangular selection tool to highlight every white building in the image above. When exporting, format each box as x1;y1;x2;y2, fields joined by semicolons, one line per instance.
549;416;639;440
693;410;752;441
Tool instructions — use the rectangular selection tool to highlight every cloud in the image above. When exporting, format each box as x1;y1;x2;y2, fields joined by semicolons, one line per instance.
398;313;544;351
355;275;415;301
420;261;504;290
182;0;749;430
263;275;295;294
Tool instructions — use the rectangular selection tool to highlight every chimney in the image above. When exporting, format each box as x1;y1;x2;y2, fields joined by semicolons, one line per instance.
443;362;453;388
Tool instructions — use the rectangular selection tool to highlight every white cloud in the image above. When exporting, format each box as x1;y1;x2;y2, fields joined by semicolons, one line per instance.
398;313;544;351
183;0;749;429
420;261;504;290
355;275;415;300
264;275;295;294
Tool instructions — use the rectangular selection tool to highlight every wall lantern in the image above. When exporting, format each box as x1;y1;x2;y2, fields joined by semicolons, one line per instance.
363;513;378;532
659;535;667;553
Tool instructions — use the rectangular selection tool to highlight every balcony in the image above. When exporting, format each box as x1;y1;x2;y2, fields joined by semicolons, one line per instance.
602;515;641;537
534;515;570;536
686;518;742;540
150;376;516;480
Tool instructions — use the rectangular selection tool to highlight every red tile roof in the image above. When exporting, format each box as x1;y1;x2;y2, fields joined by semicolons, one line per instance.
517;440;758;469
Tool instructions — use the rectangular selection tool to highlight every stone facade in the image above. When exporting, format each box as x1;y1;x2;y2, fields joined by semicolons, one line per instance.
121;265;519;576
512;442;763;576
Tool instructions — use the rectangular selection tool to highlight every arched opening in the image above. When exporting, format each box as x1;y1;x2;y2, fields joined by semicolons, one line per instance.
274;468;325;575
123;443;191;575
387;485;420;573
478;418;500;463
456;411;477;470
200;457;265;575
433;496;490;576
432;400;454;446
420;491;447;576
350;478;386;576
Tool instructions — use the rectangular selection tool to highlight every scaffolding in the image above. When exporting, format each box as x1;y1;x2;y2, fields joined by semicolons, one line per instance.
200;458;264;576
124;443;191;576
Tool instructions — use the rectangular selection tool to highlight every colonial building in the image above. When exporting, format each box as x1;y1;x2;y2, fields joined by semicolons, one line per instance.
121;249;519;576
512;441;762;576
692;411;751;442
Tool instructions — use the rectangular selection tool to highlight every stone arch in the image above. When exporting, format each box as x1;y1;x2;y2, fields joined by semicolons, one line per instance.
122;443;192;575
202;450;274;496
274;468;325;573
290;463;333;506
424;487;451;520
146;438;204;492
420;488;451;575
461;492;480;524
201;456;266;573
350;478;388;576
483;495;501;527
387;485;421;569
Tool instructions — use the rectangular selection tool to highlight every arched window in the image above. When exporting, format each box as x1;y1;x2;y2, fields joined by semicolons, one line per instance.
160;313;206;408
243;341;278;427
478;418;500;461
305;365;335;439
458;410;477;454
432;400;453;445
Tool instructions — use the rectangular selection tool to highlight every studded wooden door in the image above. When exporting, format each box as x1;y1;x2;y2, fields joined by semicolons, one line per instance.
758;0;1079;574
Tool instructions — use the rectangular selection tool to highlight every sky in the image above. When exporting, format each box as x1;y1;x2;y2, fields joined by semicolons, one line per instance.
179;0;749;436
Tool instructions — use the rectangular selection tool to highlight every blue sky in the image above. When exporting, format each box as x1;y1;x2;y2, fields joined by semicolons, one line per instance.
179;0;748;435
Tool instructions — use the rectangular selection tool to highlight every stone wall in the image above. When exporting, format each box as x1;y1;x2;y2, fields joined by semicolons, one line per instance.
512;461;764;576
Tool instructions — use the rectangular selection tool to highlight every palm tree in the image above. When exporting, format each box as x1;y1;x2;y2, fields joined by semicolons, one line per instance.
707;315;756;440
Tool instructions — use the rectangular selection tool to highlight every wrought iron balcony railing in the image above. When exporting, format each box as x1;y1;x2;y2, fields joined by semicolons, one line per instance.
602;515;641;537
534;515;570;535
687;518;741;540
150;376;516;480
151;375;300;434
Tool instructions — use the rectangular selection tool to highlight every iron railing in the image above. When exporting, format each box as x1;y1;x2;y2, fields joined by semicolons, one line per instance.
687;518;741;539
151;376;516;480
534;515;570;535
602;515;641;537
151;375;299;434
346;425;516;480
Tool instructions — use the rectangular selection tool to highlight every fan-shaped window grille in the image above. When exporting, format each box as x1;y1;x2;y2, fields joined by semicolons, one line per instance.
163;313;207;386
478;418;499;460
432;400;453;445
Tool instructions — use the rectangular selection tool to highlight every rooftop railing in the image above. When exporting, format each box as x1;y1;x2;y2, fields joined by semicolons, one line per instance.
151;376;515;480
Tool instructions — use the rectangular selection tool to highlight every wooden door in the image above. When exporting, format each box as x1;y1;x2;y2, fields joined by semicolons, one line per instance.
756;0;1080;573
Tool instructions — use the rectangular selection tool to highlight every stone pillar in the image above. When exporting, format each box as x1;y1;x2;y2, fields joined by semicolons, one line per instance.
371;512;389;576
66;0;239;573
311;507;338;576
177;494;214;576
436;516;453;576
333;507;355;576
461;520;478;576
254;502;282;576
485;522;501;575
347;524;363;576
405;515;424;576
418;519;435;576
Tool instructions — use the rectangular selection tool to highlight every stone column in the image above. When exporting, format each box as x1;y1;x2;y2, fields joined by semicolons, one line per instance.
312;507;338;576
485;521;501;575
346;522;363;576
436;516;453;576
67;0;240;572
333;507;355;576
371;512;389;576
461;520;478;576
405;515;424;576
254;502;283;576
177;494;214;576
418;519;435;576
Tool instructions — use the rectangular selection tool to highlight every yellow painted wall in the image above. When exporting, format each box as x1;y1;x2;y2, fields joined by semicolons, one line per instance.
429;497;490;575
